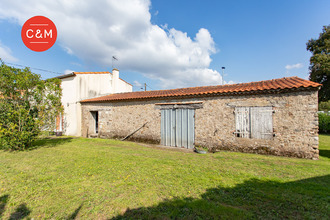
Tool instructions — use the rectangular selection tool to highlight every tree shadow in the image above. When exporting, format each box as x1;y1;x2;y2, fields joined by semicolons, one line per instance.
29;137;74;150
0;194;82;219
0;195;31;219
0;194;9;218
9;203;31;220
111;175;330;219
67;204;83;219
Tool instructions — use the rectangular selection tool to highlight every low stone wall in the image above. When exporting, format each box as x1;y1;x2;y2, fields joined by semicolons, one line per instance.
81;89;319;159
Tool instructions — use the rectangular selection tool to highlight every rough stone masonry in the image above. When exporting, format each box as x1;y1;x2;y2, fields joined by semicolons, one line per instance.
81;88;319;160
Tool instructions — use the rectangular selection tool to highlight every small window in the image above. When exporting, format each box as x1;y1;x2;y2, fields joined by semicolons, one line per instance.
235;106;273;139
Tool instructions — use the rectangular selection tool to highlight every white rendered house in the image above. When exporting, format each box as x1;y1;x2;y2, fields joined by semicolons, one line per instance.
55;69;132;136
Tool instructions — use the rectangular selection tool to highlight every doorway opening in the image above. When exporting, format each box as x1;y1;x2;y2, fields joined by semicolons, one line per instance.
91;111;99;134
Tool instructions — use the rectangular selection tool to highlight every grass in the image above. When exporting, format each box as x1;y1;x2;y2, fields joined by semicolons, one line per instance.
319;133;330;158
0;135;329;219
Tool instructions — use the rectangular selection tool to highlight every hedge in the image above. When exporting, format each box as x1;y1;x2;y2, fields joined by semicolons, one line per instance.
319;113;330;134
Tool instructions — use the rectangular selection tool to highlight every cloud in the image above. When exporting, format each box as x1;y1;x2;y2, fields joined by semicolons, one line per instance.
62;45;74;55
285;63;303;70
64;69;75;75
225;80;236;85
0;0;222;88
0;41;18;62
133;80;142;87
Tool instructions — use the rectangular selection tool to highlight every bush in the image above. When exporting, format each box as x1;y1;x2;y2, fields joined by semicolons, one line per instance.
319;113;330;134
0;102;39;150
0;61;62;150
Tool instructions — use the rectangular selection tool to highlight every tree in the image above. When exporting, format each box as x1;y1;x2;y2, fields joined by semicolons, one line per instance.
0;60;63;150
306;25;330;102
319;100;330;111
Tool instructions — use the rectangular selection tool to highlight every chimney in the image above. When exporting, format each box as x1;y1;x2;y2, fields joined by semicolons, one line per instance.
112;68;119;93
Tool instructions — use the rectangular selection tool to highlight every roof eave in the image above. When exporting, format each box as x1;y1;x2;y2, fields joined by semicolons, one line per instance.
80;86;320;104
55;72;76;79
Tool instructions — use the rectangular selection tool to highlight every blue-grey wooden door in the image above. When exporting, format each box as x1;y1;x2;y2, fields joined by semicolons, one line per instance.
161;108;195;149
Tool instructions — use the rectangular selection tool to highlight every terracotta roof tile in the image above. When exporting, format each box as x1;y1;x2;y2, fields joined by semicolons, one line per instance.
81;76;321;103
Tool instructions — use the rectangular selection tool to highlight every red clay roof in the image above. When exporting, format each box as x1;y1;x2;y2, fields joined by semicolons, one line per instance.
81;76;321;103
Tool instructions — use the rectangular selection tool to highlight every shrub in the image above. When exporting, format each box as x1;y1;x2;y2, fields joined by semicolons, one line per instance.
0;61;62;150
318;113;330;134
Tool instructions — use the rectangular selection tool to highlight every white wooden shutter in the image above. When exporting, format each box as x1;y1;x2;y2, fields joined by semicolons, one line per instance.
250;107;273;140
235;107;250;138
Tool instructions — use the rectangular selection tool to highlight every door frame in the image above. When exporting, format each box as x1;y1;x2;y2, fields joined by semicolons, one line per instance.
90;111;99;134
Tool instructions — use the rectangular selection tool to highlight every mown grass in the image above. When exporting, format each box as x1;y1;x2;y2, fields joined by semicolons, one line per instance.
0;135;329;219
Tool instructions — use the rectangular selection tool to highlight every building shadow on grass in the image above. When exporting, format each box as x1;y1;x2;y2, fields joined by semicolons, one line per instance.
30;137;74;150
111;175;330;220
319;149;330;158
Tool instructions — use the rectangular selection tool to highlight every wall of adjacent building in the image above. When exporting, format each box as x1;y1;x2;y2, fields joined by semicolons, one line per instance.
81;89;319;159
61;76;78;136
60;72;132;136
76;74;113;101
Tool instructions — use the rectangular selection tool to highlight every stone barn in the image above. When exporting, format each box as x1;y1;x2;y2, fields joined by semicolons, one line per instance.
80;76;321;159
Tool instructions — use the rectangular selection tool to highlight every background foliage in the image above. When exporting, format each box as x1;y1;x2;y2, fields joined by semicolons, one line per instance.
0;61;62;150
307;25;330;102
319;113;330;134
319;100;330;111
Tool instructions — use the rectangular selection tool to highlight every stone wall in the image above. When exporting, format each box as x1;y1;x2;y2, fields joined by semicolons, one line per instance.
194;90;319;159
81;89;319;159
81;101;161;143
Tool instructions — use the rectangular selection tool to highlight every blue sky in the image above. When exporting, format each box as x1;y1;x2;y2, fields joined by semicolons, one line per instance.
0;0;329;91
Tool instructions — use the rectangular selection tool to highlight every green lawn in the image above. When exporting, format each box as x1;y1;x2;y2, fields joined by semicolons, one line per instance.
0;135;329;219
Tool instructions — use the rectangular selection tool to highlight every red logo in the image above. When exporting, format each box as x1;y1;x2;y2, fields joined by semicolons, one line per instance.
21;16;57;52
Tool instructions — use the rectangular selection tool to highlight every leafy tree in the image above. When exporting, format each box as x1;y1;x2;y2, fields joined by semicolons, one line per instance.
306;25;330;102
319;100;330;111
0;60;63;150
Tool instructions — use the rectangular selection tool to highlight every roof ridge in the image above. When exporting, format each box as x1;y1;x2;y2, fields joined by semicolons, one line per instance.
81;76;321;103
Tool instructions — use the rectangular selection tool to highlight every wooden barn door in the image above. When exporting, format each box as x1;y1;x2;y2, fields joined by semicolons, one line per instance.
161;109;195;149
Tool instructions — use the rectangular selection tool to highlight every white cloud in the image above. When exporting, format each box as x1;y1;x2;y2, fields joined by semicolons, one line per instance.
285;63;303;70
225;80;236;85
62;45;74;55
70;62;82;67
0;41;18;62
64;69;74;75
133;80;142;87
0;0;222;88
